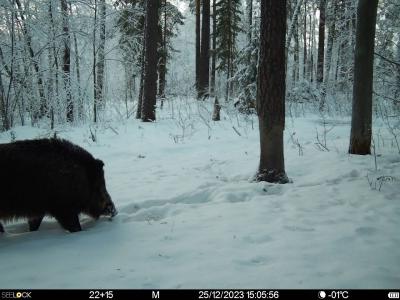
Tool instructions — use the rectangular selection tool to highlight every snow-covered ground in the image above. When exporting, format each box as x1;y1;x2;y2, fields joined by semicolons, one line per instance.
0;99;399;289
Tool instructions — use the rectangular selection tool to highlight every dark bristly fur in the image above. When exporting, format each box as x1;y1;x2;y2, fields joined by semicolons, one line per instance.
0;138;117;233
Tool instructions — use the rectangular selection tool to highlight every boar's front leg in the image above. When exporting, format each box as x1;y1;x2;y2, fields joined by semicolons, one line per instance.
55;212;82;233
28;215;44;231
0;222;4;233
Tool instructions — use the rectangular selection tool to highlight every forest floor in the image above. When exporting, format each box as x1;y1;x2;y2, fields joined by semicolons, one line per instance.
0;99;399;288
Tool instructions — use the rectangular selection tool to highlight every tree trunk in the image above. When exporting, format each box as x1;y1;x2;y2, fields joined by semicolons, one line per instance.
0;70;7;131
93;0;97;122
293;19;300;84
141;0;159;122
324;0;336;87
212;97;221;121
195;0;201;94
336;0;349;90
61;0;72;122
158;0;167;105
95;0;106;115
316;0;325;84
256;0;288;184
199;0;210;98
286;0;303;51
347;0;356;84
136;34;146;120
246;0;253;65
47;1;55;129
396;41;400;99
226;0;232;101
303;0;307;79
244;0;254;99
309;13;314;82
210;0;217;97
70;3;83;120
49;0;59;126
349;0;378;155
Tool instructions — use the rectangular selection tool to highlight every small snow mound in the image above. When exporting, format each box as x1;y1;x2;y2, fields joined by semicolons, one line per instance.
348;169;360;178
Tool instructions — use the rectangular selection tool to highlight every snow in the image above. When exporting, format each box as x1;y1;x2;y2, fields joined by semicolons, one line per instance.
0;100;399;289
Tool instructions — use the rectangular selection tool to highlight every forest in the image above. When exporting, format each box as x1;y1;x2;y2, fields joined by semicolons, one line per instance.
0;0;400;290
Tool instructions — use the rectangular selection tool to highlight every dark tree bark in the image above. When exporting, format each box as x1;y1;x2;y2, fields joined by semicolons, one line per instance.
210;0;217;97
199;0;210;98
256;0;288;184
316;0;325;84
195;0;201;93
61;0;72;122
349;0;378;155
141;0;159;122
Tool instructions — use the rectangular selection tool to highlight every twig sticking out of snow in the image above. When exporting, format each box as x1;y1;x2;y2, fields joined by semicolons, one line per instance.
232;126;242;137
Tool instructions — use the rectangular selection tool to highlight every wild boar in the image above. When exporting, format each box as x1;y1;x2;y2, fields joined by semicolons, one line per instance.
0;138;117;233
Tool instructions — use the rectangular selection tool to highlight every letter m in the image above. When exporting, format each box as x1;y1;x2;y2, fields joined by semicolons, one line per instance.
152;291;160;299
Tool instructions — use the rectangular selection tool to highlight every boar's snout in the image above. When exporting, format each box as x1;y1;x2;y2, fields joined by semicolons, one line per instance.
104;202;118;217
103;196;118;217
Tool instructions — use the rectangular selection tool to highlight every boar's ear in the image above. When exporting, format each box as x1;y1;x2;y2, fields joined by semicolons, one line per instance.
96;159;104;168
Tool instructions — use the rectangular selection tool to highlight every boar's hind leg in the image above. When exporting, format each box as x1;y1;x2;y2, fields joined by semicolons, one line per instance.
55;213;82;233
28;215;44;231
0;222;4;233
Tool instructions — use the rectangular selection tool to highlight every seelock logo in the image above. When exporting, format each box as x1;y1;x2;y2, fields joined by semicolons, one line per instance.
1;292;32;299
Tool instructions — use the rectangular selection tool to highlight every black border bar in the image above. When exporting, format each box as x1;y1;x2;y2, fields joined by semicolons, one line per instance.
0;289;398;300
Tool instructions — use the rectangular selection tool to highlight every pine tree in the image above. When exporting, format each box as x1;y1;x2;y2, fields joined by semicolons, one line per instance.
116;0;145;77
210;0;217;97
316;0;326;85
349;0;379;155
232;0;259;113
256;0;288;184
141;0;159;122
157;1;184;101
116;0;183;116
215;0;242;101
198;0;211;98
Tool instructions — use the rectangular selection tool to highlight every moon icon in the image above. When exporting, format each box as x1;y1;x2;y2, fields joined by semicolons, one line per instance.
318;291;326;299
